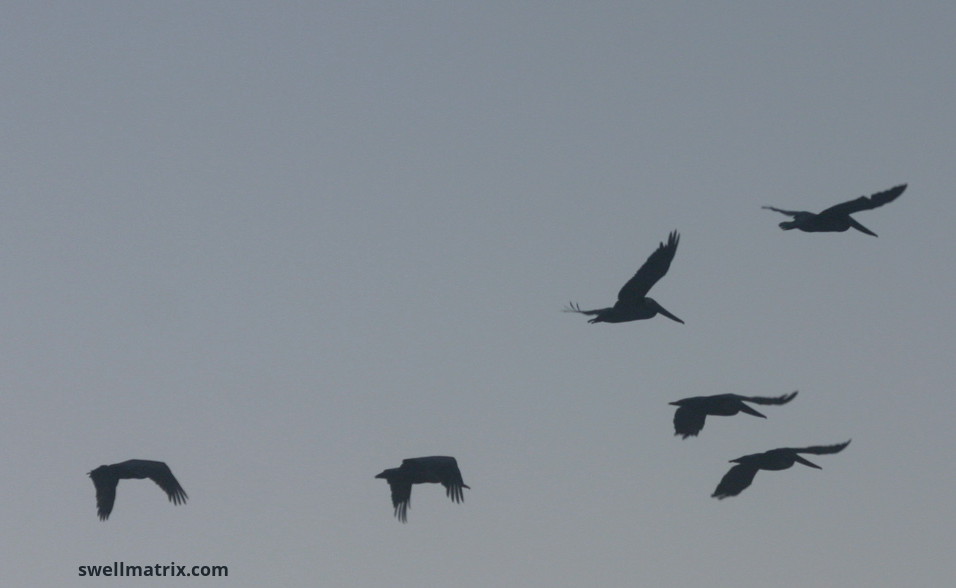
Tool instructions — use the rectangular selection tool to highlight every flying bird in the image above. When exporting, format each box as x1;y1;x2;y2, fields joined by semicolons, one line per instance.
88;459;188;520
565;230;683;324
763;184;906;236
670;391;798;439
712;440;851;499
375;456;469;522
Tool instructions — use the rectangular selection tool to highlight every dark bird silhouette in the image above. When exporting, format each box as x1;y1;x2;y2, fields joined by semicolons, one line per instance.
763;184;906;236
712;440;851;499
670;391;798;439
88;459;188;520
565;230;683;324
375;456;469;522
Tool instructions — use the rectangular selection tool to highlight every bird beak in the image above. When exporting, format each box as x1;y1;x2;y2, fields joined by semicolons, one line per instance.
848;218;878;237
738;405;767;419
657;306;684;324
794;456;822;469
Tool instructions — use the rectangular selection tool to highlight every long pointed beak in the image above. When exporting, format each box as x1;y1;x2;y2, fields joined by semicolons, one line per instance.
848;217;878;237
657;306;684;324
739;405;767;419
794;456;822;469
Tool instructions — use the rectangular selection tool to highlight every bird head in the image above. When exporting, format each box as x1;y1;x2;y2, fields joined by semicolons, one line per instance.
375;468;398;481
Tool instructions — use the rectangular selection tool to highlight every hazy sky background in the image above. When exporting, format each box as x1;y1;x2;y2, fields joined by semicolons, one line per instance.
3;3;954;586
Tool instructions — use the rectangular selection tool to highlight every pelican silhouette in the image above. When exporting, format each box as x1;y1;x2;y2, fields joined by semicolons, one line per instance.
670;391;798;439
565;230;683;324
88;459;188;520
375;456;469;522
763;184;905;236
712;440;850;499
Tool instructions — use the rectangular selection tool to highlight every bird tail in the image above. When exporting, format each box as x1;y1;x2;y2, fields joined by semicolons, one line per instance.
563;302;602;316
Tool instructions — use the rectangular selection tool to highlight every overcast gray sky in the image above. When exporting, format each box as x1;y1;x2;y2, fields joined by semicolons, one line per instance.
3;2;955;586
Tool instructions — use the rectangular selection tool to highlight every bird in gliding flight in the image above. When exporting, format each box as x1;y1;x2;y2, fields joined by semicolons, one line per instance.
670;391;798;439
565;230;683;324
763;184;906;236
712;440;851;499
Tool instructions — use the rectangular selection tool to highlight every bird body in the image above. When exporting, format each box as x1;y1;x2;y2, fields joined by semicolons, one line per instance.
763;184;905;236
88;459;188;520
712;440;850;499
375;456;469;522
670;391;798;438
565;230;683;324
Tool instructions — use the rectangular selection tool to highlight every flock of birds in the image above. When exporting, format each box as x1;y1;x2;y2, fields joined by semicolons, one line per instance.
88;184;904;521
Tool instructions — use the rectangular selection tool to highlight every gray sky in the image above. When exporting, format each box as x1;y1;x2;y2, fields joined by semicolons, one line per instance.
3;2;954;586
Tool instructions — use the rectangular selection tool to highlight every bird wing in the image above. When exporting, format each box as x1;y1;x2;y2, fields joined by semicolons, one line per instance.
741;391;798;405
130;460;188;505
819;184;906;217
89;470;119;521
438;463;469;502
792;440;851;455
422;457;469;503
761;205;802;217
672;405;707;438
617;231;679;302
388;480;413;523
712;463;760;499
